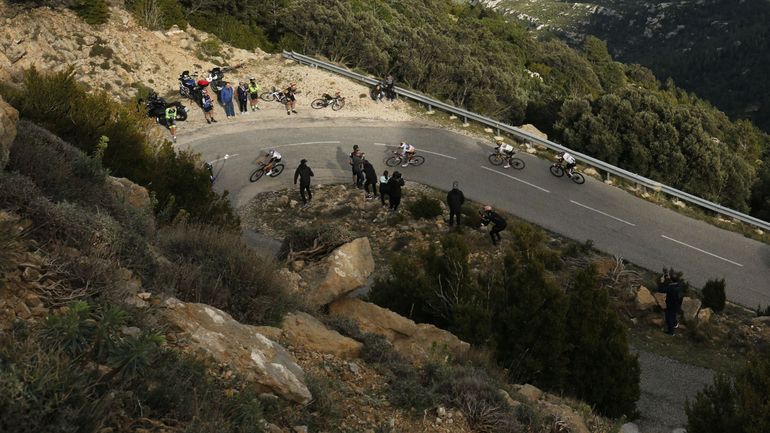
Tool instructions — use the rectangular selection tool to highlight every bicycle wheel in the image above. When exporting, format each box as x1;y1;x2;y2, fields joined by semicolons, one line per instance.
385;156;401;167
488;153;505;166
311;99;327;109
549;164;564;177
260;92;275;102
269;163;285;177
571;172;585;184
332;99;345;111
249;167;265;182
510;158;525;170
410;155;425;166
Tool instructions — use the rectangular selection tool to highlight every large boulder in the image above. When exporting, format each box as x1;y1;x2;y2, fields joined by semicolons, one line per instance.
281;312;362;359
681;297;702;322
696;307;713;325
301;237;375;307
635;285;657;311
0;96;19;169
106;176;151;212
329;298;469;363
161;298;312;404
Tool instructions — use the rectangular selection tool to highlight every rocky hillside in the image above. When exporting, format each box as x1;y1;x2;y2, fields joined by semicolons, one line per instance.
482;0;770;133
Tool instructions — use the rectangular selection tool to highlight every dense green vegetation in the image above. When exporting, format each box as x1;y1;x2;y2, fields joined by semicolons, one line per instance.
0;69;237;227
370;227;639;418
686;355;770;433
163;0;770;220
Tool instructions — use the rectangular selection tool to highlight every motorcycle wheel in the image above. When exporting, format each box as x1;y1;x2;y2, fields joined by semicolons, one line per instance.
176;110;188;121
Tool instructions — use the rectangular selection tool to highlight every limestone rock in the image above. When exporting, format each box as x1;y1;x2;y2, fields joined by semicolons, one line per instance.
161;297;312;404
519;124;548;141
538;400;590;433
583;167;599;177
635;285;657;311
681;297;702;322
513;383;543;404
106;176;151;212
654;292;667;309
696;307;713;324
621;422;639;433
301;238;375;307
0;96;19;169
281;312;362;359
277;268;302;294
329;298;469;363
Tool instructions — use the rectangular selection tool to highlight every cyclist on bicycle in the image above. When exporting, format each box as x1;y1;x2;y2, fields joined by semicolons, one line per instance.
258;149;282;177
494;139;517;169
560;152;577;177
398;142;416;167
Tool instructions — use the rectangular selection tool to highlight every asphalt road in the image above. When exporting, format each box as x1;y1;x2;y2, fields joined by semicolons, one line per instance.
186;118;770;309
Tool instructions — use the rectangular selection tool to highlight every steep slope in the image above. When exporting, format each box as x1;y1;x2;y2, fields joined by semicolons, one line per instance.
484;0;770;133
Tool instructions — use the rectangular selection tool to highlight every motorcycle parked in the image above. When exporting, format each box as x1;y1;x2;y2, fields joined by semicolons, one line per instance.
178;70;207;106
207;66;229;94
145;93;188;125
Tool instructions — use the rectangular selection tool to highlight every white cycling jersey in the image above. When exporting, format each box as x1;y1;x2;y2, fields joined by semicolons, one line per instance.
267;150;282;160
400;143;415;153
562;152;576;164
499;143;514;153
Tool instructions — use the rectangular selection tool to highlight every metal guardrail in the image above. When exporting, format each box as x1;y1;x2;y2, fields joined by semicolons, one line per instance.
283;50;770;232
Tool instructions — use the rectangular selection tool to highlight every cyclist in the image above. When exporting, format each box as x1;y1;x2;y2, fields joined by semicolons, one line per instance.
398;142;416;167
165;105;177;142
494;139;517;169
561;152;577;177
258;149;282;177
284;82;298;115
479;205;507;245
248;78;261;111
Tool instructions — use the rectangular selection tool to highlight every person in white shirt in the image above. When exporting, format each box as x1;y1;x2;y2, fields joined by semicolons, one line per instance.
561;152;577;177
398;142;416;167
259;149;282;176
495;139;516;169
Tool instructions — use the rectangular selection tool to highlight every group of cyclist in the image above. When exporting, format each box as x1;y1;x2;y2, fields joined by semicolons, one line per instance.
494;138;577;177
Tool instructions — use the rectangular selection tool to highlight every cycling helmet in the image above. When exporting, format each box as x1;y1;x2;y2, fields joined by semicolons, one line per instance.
483;205;492;212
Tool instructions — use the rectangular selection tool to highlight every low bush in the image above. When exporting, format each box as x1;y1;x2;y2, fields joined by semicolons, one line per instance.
128;0;186;30
198;37;224;59
0;220;20;289
278;223;355;261
461;204;482;228
156;223;298;325
188;13;272;52
702;278;726;312
407;195;443;219
72;0;109;25
1;68;238;227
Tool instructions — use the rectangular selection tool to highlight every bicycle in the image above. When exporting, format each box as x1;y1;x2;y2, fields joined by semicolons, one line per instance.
488;148;525;169
311;94;346;111
549;160;585;184
249;160;285;182
385;151;425;167
259;87;288;104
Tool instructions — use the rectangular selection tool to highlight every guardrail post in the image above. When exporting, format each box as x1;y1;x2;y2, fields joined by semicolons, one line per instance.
463;116;469;127
427;104;434;114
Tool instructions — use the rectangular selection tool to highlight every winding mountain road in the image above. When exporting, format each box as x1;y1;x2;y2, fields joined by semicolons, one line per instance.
186;117;770;309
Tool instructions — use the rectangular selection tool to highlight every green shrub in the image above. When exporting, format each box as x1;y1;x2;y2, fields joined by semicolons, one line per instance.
156;223;298;325
72;0;109;25
756;305;770;317
189;13;272;52
2;68;238;227
686;355;770;433
198;37;223;59
702;278;726;312
407;195;443;219
461;204;482;228
129;0;186;30
0;220;20;289
88;44;114;59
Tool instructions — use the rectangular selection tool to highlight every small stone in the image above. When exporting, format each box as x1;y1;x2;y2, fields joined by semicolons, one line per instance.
672;199;686;209
137;292;152;300
620;422;639;433
583;167;599;177
697;308;713;324
293;426;308;433
290;260;305;272
121;326;141;337
16;302;31;319
449;115;457;120
24;293;42;308
437;406;447;418
348;362;360;374
289;200;299;208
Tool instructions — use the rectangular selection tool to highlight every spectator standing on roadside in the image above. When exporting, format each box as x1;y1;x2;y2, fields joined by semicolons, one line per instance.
349;145;365;188
220;82;235;118
201;89;217;124
446;181;465;227
363;160;378;199
165;105;178;142
237;82;249;115
285;82;298;115
379;170;390;207
248;78;261;111
387;171;405;212
294;159;314;207
657;272;683;335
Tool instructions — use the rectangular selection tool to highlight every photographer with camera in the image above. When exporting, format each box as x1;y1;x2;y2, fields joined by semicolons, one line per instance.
657;271;684;335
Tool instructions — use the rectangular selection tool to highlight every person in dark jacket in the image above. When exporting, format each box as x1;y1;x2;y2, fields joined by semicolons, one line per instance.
237;82;249;115
293;159;314;206
387;171;405;212
349;145;365;188
446;181;465;227
480;205;507;245
220;82;235;118
379;170;390;207
657;273;683;335
363;160;378;198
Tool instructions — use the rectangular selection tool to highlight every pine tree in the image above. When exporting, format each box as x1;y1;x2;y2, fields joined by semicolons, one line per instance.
73;0;110;25
563;265;640;418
